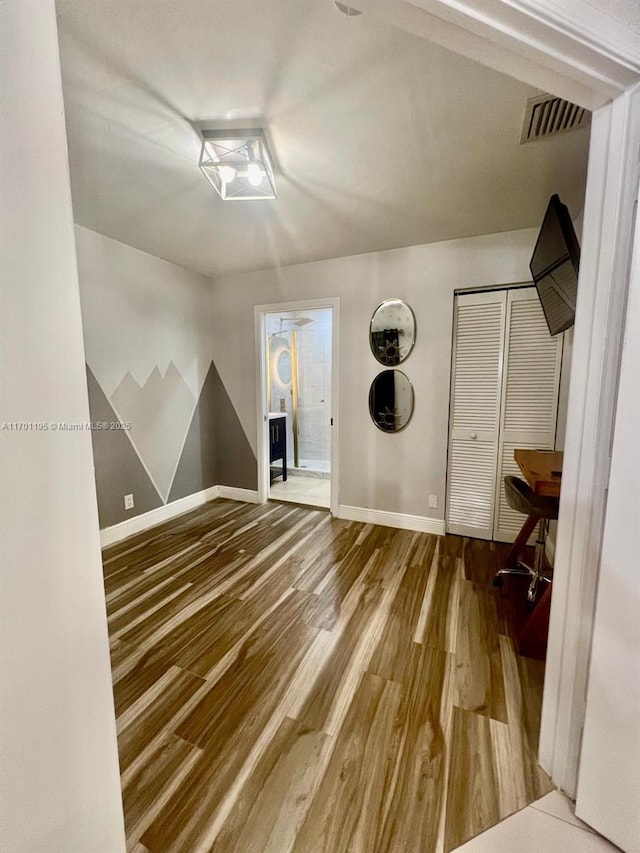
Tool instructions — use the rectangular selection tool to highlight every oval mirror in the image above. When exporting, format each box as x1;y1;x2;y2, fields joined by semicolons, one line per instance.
368;370;414;432
369;298;416;365
274;346;292;387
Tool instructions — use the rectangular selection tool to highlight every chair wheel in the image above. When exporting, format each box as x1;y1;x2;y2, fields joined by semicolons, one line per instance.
493;575;504;588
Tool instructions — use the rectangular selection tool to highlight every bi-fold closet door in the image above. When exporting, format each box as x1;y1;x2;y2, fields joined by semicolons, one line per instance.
446;287;563;542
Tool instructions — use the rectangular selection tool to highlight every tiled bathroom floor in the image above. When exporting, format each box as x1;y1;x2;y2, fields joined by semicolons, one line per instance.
269;475;330;508
294;459;331;475
453;791;620;852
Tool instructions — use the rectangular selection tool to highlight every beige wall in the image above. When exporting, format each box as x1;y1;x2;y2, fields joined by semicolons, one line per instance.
75;226;258;528
212;228;541;520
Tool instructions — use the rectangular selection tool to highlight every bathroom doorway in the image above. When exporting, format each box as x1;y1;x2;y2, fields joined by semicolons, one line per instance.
255;299;339;512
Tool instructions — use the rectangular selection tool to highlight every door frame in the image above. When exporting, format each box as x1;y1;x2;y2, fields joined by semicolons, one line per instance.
574;181;640;850
538;85;640;797
254;298;340;516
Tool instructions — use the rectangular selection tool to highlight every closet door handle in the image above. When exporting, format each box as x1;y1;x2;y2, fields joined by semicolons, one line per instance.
469;432;478;440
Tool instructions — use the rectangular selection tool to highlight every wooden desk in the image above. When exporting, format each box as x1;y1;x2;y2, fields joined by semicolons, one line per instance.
515;449;563;497
509;449;563;658
505;449;563;571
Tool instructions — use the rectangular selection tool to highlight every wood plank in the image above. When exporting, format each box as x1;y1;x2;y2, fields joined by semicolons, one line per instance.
367;562;433;684
117;666;205;773
210;716;331;853
98;499;552;852
292;673;403;853
444;706;501;852
139;597;320;851
500;635;554;803
416;553;461;653
122;731;201;847
292;519;360;593
174;592;318;748
296;584;385;734
454;578;507;722
376;644;451;853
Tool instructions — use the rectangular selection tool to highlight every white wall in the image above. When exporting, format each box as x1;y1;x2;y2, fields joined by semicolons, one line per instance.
213;228;539;520
75;226;222;517
76;225;216;402
0;3;126;850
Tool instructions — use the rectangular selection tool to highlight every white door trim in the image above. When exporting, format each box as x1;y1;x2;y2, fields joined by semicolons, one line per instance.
574;173;640;851
539;83;640;796
254;298;340;516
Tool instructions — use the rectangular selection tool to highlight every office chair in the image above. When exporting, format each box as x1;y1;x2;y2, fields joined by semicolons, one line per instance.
493;475;559;607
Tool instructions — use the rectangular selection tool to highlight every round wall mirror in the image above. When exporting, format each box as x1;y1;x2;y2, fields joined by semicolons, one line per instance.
274;346;292;387
369;298;416;365
368;370;414;432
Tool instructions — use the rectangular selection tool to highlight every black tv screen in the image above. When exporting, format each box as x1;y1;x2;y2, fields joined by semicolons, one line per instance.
530;194;580;336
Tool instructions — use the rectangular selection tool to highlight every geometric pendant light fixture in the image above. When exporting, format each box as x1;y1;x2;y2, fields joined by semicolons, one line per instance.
199;128;277;201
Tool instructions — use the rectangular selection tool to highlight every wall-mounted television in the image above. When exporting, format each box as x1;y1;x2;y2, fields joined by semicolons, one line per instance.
530;194;580;336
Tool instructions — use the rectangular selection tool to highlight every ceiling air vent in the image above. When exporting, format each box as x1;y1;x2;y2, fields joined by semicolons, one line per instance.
520;94;588;144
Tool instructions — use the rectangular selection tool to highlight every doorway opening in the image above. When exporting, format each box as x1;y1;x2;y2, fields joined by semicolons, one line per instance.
257;302;338;511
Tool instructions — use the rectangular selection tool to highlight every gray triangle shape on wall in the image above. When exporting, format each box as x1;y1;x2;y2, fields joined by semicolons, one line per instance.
86;366;163;529
168;360;257;504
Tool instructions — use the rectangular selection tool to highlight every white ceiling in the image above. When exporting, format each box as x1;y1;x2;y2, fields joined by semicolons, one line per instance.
56;0;590;279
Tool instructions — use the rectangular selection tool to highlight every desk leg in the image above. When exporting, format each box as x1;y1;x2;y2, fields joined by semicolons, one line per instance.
506;512;539;568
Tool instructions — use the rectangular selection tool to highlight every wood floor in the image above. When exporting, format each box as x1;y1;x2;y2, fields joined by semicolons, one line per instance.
103;499;552;853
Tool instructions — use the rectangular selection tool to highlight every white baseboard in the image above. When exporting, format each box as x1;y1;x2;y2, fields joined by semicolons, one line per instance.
100;485;222;548
101;491;436;547
336;504;445;536
218;486;260;504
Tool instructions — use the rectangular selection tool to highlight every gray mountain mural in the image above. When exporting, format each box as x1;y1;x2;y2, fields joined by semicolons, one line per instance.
110;362;195;501
86;360;257;529
168;361;257;502
86;366;163;528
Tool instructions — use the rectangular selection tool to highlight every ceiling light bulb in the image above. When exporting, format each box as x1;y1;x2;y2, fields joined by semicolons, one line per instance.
218;165;237;184
247;162;264;187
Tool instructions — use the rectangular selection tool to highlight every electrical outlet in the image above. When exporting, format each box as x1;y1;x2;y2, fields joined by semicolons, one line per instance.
124;493;134;510
428;494;438;509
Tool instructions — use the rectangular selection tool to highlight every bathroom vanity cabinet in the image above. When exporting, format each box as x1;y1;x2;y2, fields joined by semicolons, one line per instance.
269;414;287;483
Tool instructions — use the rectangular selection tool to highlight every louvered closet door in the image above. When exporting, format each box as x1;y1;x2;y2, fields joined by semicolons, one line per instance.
446;291;506;539
493;288;563;542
